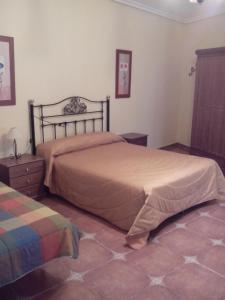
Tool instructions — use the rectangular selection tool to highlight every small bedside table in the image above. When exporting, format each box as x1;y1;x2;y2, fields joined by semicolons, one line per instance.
0;154;45;200
121;133;148;146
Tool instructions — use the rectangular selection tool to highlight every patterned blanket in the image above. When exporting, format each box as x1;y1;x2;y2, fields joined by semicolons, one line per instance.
0;182;79;287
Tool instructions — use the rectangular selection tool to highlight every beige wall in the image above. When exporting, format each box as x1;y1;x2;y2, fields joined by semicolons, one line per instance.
177;13;225;146
0;0;183;157
1;0;222;156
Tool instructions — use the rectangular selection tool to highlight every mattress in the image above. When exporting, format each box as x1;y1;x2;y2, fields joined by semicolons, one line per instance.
37;132;225;249
0;182;80;287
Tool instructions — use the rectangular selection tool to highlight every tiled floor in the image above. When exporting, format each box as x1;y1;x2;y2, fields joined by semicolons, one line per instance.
1;196;225;300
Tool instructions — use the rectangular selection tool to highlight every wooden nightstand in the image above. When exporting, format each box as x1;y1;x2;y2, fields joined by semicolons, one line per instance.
121;133;148;146
0;154;45;200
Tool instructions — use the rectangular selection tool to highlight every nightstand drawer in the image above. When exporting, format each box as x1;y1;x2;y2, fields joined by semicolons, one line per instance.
0;154;46;200
18;184;44;199
10;171;44;189
9;161;44;178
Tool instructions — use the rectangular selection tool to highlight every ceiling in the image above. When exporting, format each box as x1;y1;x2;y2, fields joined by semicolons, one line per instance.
113;0;225;23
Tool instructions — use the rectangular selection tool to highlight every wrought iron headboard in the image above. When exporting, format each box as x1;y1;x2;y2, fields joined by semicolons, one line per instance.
29;96;110;155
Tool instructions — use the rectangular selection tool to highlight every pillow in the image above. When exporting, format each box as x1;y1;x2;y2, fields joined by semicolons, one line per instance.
36;132;125;187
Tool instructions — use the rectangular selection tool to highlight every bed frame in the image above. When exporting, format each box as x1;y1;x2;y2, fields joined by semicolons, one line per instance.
29;96;110;155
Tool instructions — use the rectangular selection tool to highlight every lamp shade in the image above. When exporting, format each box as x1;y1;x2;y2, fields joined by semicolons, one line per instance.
7;127;22;140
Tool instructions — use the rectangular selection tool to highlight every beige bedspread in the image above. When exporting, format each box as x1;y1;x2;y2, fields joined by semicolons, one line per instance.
37;133;225;249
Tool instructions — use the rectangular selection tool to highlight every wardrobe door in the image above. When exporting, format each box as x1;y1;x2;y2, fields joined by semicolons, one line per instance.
191;49;225;158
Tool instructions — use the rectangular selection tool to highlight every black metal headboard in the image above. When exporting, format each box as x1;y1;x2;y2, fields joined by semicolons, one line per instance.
29;96;110;155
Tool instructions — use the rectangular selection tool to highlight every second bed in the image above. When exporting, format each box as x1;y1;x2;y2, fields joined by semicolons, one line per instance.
37;132;225;249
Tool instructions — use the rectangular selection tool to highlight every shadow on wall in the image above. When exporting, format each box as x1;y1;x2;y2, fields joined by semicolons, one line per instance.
0;134;13;158
0;133;28;158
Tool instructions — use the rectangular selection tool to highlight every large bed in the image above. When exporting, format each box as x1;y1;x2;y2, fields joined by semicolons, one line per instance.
29;96;225;249
37;132;225;249
0;181;80;287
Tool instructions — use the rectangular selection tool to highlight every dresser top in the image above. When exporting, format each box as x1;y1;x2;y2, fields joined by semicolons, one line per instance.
121;132;148;139
0;154;44;167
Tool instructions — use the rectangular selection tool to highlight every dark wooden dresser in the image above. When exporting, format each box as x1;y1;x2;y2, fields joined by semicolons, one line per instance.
121;133;148;146
0;154;45;199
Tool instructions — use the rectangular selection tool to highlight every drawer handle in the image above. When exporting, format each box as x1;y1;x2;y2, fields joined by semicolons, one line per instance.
26;168;29;173
27;178;31;184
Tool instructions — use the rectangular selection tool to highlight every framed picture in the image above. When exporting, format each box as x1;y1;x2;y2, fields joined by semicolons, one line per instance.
115;49;132;98
0;35;16;106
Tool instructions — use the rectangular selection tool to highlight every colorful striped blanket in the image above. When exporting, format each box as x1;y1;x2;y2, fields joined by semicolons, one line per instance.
0;182;79;287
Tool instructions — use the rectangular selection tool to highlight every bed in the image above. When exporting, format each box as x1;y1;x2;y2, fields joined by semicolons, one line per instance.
0;181;80;287
29;96;225;249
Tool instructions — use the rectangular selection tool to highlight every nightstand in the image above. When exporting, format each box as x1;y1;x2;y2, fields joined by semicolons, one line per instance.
0;154;45;200
121;133;148;146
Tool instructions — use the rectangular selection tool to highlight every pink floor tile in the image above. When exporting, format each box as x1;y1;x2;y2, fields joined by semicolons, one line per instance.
187;216;225;239
198;245;225;277
209;204;225;221
127;243;183;276
64;239;112;272
95;227;128;251
165;263;225;300
134;285;181;300
158;228;211;256
37;281;102;300
85;260;149;300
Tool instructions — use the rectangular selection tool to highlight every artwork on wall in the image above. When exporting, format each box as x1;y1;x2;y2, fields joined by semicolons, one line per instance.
0;35;16;106
115;49;132;98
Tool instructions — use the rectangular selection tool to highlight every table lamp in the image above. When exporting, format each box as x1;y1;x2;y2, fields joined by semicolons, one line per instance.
7;127;22;159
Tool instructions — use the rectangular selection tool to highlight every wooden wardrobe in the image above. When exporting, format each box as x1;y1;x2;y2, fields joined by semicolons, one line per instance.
191;47;225;174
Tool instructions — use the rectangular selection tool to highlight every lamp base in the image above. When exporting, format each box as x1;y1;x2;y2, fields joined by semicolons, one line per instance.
9;153;22;160
9;139;22;159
